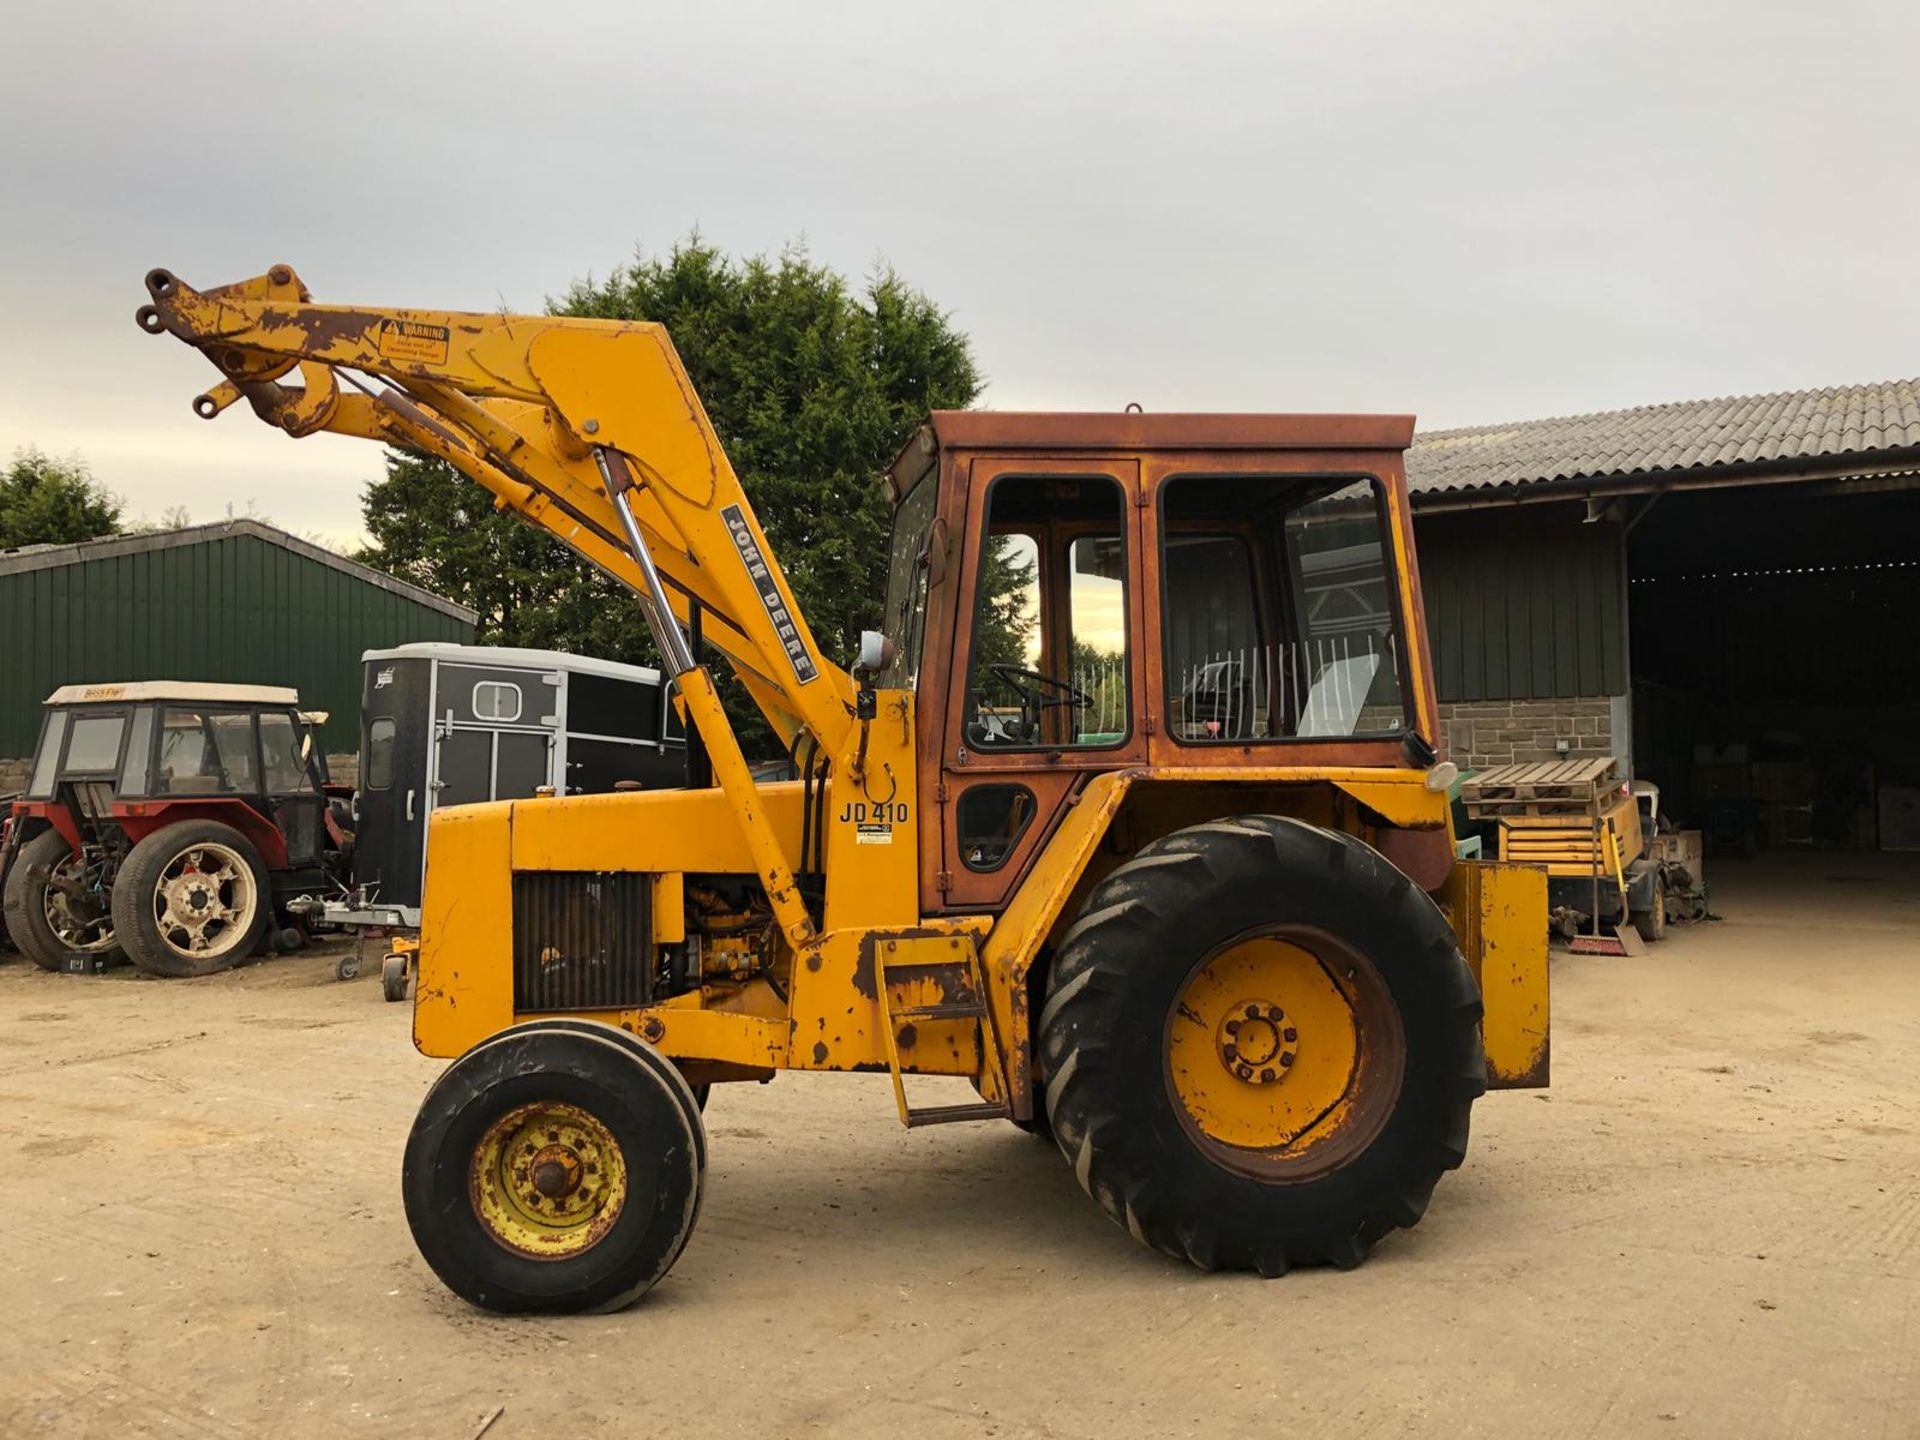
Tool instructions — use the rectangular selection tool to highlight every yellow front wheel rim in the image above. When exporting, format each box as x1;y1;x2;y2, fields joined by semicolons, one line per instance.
1166;931;1403;1178
469;1102;629;1260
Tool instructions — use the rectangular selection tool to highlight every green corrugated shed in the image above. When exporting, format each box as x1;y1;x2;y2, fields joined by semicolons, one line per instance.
0;520;476;757
1413;502;1626;703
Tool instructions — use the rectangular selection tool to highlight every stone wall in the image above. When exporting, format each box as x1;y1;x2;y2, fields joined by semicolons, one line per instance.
1438;696;1616;773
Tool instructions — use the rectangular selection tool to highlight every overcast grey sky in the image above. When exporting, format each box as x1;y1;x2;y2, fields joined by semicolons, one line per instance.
2;1;1913;545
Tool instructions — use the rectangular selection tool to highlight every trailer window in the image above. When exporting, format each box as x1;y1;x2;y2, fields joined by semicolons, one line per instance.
473;681;522;723
64;713;127;774
1161;475;1408;742
27;711;68;797
571;672;654;741
366;718;396;790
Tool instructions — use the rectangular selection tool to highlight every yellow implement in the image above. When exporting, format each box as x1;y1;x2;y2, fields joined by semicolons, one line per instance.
139;264;1549;1313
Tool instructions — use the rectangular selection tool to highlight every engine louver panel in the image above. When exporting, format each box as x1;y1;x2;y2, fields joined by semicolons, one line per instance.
512;871;652;1013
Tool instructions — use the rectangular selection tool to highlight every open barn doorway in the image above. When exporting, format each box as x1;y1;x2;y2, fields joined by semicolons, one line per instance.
1626;481;1920;861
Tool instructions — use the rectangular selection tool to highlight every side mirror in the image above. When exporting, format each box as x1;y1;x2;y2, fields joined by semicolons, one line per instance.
299;731;315;765
854;630;894;674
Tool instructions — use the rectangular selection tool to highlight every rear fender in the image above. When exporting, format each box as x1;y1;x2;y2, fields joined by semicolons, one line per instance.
5;803;78;856
111;800;289;870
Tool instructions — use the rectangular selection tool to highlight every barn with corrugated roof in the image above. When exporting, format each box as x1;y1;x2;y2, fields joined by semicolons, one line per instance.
1405;378;1920;855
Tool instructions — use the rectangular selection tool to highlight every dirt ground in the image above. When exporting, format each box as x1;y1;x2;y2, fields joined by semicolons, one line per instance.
1;854;1915;1440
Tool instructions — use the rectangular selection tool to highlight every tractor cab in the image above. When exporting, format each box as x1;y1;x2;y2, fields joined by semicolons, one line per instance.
1;682;347;976
878;413;1439;911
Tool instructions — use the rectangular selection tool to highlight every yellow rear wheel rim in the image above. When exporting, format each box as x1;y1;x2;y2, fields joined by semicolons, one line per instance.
1166;931;1403;1178
469;1102;628;1260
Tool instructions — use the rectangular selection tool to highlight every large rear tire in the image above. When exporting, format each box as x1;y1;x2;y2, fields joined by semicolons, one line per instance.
3;829;123;971
112;820;271;978
1039;816;1485;1274
403;1024;705;1314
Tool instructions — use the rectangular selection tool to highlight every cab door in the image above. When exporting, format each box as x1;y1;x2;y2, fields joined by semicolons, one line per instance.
258;710;324;867
933;457;1145;911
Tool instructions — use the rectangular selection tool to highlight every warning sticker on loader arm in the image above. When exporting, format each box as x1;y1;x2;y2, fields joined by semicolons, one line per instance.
722;504;818;684
376;319;450;366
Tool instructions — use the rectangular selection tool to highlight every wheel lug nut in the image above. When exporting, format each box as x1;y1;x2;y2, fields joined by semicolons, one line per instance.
1261;1068;1276;1083
1236;1064;1254;1081
1266;1005;1283;1021
1224;1020;1240;1036
1222;1044;1239;1062
1244;1004;1261;1020
1283;1027;1297;1043
1280;1051;1295;1067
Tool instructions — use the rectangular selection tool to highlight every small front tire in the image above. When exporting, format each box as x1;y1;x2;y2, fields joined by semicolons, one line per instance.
403;1026;705;1314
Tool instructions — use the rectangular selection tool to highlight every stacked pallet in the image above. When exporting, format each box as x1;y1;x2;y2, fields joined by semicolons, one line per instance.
1461;758;1639;879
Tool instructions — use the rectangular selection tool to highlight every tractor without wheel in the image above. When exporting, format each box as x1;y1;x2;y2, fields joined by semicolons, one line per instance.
140;263;1550;1311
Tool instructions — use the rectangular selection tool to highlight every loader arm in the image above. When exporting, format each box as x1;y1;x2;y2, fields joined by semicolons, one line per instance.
137;264;851;950
136;265;856;753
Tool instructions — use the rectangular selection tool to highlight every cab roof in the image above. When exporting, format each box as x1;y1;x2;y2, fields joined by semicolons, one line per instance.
924;411;1415;451
886;411;1417;499
44;681;300;707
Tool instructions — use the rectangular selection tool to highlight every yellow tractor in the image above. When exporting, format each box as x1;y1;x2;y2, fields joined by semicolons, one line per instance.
137;265;1548;1313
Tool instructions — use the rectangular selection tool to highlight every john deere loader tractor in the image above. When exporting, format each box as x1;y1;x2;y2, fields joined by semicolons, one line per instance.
137;264;1548;1313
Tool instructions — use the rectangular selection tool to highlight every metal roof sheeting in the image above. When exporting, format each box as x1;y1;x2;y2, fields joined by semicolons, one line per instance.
1406;379;1920;499
0;519;477;623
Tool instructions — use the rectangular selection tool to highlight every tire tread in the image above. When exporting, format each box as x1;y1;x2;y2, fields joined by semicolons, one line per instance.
1039;814;1486;1274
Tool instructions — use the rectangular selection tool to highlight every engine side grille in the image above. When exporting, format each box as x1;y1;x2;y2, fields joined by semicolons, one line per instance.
512;871;652;1013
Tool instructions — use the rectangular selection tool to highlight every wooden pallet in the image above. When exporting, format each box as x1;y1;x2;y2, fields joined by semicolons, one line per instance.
1462;757;1621;815
1493;790;1642;877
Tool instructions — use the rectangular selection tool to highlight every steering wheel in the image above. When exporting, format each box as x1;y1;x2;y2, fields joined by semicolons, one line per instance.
988;663;1094;713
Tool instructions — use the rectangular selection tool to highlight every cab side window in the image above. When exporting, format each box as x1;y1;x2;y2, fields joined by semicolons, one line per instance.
155;710;258;794
1162;475;1406;742
156;710;215;793
965;475;1130;750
